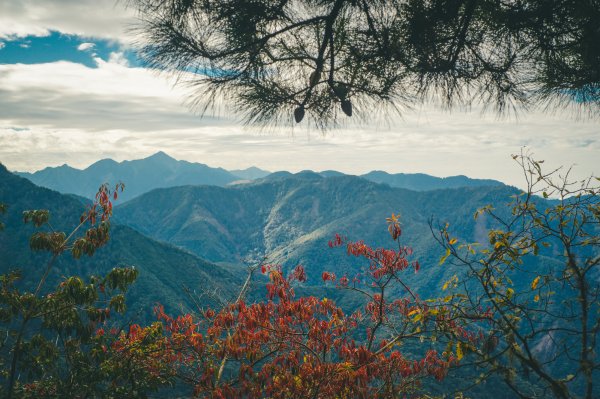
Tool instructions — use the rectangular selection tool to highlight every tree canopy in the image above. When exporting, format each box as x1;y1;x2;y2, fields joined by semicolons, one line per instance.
131;0;600;127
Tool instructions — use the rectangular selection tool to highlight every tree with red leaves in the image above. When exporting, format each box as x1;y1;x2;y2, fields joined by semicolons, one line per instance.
115;213;470;398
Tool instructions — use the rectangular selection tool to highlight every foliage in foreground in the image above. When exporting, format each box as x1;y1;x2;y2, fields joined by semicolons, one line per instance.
435;153;600;399
0;185;464;397
0;184;168;398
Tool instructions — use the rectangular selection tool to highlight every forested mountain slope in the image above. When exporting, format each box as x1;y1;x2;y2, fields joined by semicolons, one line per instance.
115;173;556;298
0;164;240;320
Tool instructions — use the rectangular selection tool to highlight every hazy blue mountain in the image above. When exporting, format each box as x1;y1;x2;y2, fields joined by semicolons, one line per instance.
261;170;294;180
16;151;239;202
0;163;240;320
268;170;500;191
17;153;505;207
230;166;271;180
361;171;503;191
319;170;347;178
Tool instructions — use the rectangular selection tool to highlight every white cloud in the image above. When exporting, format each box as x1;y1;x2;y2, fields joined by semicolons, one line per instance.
107;51;129;66
0;59;220;133
0;0;137;43
77;42;95;51
0;58;597;189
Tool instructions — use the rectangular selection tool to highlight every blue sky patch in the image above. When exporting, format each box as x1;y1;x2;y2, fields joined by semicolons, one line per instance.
569;86;600;104
0;31;140;67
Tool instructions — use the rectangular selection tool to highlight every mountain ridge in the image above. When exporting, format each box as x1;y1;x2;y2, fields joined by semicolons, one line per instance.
361;170;503;191
16;152;240;202
15;152;506;203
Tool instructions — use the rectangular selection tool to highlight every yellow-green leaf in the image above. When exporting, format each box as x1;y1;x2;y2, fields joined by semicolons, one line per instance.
439;248;451;265
531;276;540;290
456;342;464;360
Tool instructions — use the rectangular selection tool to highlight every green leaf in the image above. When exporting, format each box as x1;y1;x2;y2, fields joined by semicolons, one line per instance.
109;294;127;313
23;209;50;227
506;288;515;299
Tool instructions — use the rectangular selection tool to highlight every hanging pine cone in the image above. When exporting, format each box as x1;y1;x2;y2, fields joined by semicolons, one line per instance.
341;100;352;117
294;105;305;123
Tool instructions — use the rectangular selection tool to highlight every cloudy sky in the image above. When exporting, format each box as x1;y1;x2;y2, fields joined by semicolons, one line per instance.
0;0;598;188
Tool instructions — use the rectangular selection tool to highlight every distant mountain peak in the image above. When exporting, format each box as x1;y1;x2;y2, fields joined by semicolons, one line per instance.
245;166;265;172
17;152;239;202
263;171;293;181
0;163;10;175
361;171;503;191
231;166;271;180
319;170;347;178
146;151;176;162
295;170;323;180
87;158;118;170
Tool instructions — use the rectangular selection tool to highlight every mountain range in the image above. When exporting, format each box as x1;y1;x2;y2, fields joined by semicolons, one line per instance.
362;170;502;191
0;156;571;397
5;152;561;301
16;152;245;202
2;152;520;305
112;171;558;299
0;163;365;319
15;152;504;203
